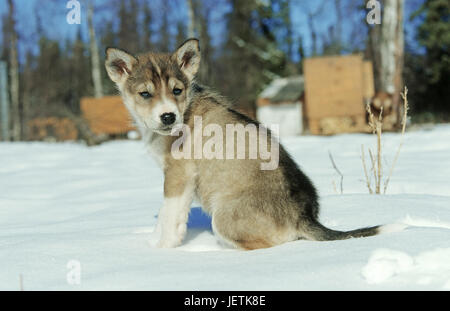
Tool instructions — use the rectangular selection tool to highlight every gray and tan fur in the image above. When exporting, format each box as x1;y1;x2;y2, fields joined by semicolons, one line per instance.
105;39;393;250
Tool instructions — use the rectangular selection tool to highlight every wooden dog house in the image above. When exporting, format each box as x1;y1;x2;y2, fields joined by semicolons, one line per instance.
303;54;375;135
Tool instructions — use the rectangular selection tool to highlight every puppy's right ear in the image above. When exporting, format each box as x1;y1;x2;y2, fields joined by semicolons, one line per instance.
105;48;137;85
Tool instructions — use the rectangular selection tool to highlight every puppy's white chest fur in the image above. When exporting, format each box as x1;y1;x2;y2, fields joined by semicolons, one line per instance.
143;129;166;168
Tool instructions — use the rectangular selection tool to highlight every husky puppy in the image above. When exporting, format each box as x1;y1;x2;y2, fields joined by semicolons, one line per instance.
105;39;387;250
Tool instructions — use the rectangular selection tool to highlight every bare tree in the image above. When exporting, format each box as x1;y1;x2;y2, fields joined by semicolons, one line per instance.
7;0;21;141
0;62;10;141
158;1;171;52
142;2;153;51
186;0;196;38
22;52;34;141
301;0;327;56
88;0;103;98
368;0;405;128
392;0;405;129
334;0;343;44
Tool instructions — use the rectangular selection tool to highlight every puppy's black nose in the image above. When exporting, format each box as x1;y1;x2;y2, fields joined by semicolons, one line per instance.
160;113;176;126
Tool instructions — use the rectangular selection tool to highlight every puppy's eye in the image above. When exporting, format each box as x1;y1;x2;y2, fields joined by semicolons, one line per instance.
139;92;152;99
173;88;183;96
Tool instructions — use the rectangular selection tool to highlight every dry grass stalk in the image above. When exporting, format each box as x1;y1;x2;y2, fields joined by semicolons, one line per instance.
361;145;373;194
383;87;409;194
370;105;383;194
361;86;409;194
332;180;338;194
368;148;378;191
376;121;382;194
328;151;344;194
363;98;383;194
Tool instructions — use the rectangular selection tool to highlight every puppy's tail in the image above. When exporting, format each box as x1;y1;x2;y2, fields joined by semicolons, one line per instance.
301;219;407;241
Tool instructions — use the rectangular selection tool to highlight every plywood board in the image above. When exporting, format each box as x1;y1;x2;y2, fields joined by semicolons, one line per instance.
303;54;373;135
81;96;135;135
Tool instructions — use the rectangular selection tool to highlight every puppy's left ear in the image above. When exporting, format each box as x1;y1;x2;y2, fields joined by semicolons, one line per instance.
174;39;201;81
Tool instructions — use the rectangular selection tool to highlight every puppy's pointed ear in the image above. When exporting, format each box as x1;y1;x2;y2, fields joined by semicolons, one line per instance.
174;39;201;81
105;48;137;85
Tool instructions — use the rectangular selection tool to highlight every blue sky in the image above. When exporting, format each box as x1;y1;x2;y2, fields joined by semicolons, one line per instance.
0;0;426;62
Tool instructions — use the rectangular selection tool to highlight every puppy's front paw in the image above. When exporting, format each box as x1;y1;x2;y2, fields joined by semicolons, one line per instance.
156;236;182;248
156;225;186;248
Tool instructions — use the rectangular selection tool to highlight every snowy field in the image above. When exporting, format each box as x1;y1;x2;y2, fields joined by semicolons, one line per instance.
1;124;450;291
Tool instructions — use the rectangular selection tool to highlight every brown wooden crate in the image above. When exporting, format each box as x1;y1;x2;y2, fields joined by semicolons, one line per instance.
81;96;135;135
304;55;367;121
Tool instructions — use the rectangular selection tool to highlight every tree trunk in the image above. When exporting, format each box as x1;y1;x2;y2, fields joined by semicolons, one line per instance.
334;0;343;52
88;1;103;98
186;0;196;38
8;0;21;141
393;0;405;129
308;12;318;56
22;64;31;141
369;0;404;129
303;0;326;56
379;0;398;94
0;62;10;141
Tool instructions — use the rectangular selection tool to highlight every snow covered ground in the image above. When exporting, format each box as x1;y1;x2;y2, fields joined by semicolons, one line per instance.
1;124;449;291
